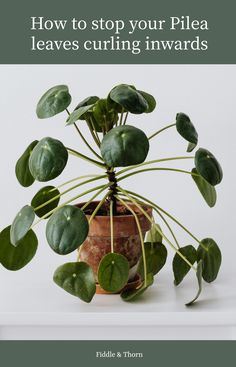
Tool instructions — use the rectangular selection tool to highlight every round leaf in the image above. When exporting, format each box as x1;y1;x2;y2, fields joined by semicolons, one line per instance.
74;96;99;115
29;137;68;182
100;125;149;167
195;148;223;186
15;140;39;187
36;85;71;118
176;113;198;151
66;104;95;126
146;224;162;243
10;205;35;246
186;260;203;306
53;262;96;303
98;253;129;293
109;84;148;114
46;205;89;255
197;238;222;283
191;168;217;207
120;273;154;301
138;242;167;279
138;90;156;113
0;226;38;270
31;186;60;218
92;99;118;132
172;245;197;286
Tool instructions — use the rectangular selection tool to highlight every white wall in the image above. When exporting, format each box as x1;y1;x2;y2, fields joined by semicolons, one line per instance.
0;65;235;292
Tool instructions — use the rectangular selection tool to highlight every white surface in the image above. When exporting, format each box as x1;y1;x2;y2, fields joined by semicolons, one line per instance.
0;65;235;339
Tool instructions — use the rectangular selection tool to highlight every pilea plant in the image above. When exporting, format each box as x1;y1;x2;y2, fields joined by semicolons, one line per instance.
0;84;223;305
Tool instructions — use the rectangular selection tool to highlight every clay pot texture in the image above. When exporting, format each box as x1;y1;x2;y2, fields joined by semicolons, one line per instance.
77;201;152;281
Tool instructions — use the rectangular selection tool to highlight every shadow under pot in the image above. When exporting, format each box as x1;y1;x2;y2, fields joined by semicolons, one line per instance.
76;201;152;294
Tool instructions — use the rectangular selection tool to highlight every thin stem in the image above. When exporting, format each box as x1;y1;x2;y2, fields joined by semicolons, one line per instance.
123;112;129;125
118;167;199;182
116;156;194;177
119;109;124;126
81;184;111;211
123;189;205;249
73;122;103;161
32;183;109;228
148;123;176;140
118;187;197;271
116;195;148;287
34;175;107;212
86;120;101;148
53;174;102;190
67;147;105;168
110;200;114;253
89;193;111;224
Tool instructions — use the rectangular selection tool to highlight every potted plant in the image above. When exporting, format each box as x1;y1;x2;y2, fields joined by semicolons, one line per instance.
0;84;223;305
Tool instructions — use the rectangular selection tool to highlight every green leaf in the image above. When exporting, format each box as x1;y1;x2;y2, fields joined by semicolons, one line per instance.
46;205;89;255
29;137;68;182
98;253;129;293
172;245;197;286
109;84;148;114
197;238;222;283
138;90;156;113
100;125;149;167
185;260;203;306
74;96;99;115
191;168;217;207
92;99;118;132
146;223;162;243
138;242;167;279
66;104;94;126
15;140;39;187
53;262;96;303
176;113;198;152
31;186;60;218
10;205;35;246
195;148;223;186
120;273;154;301
0;226;38;270
36;85;71;118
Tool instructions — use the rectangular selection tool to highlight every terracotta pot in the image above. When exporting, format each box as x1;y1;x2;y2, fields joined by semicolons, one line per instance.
76;201;152;290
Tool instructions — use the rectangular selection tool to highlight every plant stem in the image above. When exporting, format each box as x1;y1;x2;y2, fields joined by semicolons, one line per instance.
32;183;110;228
119;109;124;126
118;167;199;182
34;175;107;212
73;122;103;161
110;200;114;253
67;147;105;168
116;156;194;176
81;184;111;211
118;187;197;271
52;174;103;190
86;120;101;148
122;189;207;250
148;123;176;140
89;192;111;224
123;112;129;125
116;195;148;287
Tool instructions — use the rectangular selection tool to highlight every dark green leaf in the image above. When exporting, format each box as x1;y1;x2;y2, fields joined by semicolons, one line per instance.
176;113;198;151
138;90;156;113
100;125;149;167
146;224;162;243
0;226;38;270
185;260;203;306
15;140;39;187
46;205;89;255
98;253;129;293
120;273;154;301
66;104;94;126
10;205;35;246
191;168;217;207
92;99;118;131
172;245;197;285
29;137;68;182
36;85;71;118
138;242;167;279
53;262;96;302
197;238;222;283
195;148;223;186
109;84;148;114
31;186;60;218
